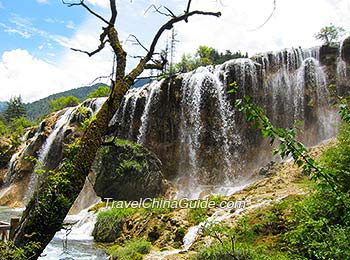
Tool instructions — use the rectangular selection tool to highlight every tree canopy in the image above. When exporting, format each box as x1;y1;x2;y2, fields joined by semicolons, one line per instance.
87;85;110;98
49;96;80;112
3;96;26;123
315;24;345;46
174;46;248;73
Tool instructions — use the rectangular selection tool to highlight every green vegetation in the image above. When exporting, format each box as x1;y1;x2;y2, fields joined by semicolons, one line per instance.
87;85;110;98
314;24;345;46
195;197;298;260
0;96;35;138
194;82;350;259
49;95;80;112
3;96;26;122
93;207;135;242
107;238;151;260
25;83;108;120
0;241;40;260
168;46;248;74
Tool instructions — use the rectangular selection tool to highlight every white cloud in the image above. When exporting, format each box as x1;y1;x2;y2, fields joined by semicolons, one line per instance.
174;0;350;58
85;0;110;8
36;0;50;4
0;16;113;103
0;47;112;102
1;0;350;103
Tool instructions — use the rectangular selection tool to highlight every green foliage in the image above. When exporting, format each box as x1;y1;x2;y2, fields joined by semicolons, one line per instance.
9;117;35;136
3;96;26;122
0;118;9;136
283;192;350;259
314;24;345;46
0;241;41;260
116;159;143;175
49;95;80;112
229;82;340;196
0;116;34;138
188;207;208;225
80;115;96;131
223;82;350;260
174;46;248;73
26;83;108;120
196;196;301;260
108;238;151;260
93;207;135;242
87;85;110;98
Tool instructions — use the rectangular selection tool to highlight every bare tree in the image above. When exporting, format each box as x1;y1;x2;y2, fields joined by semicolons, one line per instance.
12;0;220;258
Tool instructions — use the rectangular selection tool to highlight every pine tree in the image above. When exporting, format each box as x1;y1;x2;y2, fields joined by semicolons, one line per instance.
3;96;26;122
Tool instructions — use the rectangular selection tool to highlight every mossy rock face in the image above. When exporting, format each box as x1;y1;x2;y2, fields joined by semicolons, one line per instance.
93;139;163;200
342;36;350;63
0;137;14;169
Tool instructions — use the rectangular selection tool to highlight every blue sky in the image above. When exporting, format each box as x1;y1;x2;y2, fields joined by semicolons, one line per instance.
0;1;86;61
0;0;349;102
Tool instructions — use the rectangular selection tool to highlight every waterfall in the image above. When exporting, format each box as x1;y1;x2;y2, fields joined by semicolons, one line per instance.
137;80;163;144
23;107;77;203
337;39;347;79
108;46;338;199
23;98;106;204
39;208;108;260
38;107;76;165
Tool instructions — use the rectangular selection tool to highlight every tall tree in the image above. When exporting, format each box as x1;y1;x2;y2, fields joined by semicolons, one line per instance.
3;96;26;122
315;24;345;46
12;1;220;258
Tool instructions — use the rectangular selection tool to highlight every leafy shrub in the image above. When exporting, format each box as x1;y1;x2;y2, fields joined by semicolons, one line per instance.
0;241;41;260
87;85;110;98
108;238;151;260
93;207;135;242
49;96;80;112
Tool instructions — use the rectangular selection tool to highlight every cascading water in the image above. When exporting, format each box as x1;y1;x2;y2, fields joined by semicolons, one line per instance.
38;107;76;165
109;45;339;199
23;107;77;204
137;80;163;144
337;38;348;80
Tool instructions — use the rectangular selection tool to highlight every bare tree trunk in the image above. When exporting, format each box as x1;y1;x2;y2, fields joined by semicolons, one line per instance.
13;1;220;258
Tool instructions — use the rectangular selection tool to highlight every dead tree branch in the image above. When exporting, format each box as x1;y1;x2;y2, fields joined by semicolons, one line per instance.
127;9;221;83
62;0;112;25
144;4;176;18
125;34;149;53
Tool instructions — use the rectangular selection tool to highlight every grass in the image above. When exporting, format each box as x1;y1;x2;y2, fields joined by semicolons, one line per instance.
108;238;151;260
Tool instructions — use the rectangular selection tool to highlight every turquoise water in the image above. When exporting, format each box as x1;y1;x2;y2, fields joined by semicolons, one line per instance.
0;207;107;260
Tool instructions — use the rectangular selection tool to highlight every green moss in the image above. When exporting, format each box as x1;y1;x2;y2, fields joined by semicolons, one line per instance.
108;238;151;260
188;207;208;225
93;207;135;242
116;159;144;175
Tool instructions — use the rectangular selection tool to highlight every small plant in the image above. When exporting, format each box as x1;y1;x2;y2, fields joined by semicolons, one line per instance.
93;207;135;242
314;24;345;46
108;238;151;260
0;241;41;260
188;207;208;225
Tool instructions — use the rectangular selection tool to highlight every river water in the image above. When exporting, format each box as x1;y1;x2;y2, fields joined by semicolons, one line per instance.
0;207;108;260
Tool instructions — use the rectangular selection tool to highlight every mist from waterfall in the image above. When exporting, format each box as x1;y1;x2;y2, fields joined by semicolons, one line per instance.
110;46;340;199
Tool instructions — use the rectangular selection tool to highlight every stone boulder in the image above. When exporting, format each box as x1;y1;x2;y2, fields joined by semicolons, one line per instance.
341;36;350;63
0;137;14;169
319;44;338;66
93;139;163;200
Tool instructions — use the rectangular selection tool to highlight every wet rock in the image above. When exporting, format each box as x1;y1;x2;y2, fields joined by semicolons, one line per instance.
0;137;14;169
341;36;350;63
258;161;276;177
93;138;163;200
319;44;338;66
